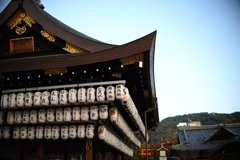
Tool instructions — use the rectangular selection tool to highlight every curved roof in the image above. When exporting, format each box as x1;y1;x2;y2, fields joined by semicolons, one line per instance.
0;0;117;52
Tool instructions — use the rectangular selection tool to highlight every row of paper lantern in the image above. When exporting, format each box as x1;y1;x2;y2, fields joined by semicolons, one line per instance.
109;107;141;148
1;84;130;108
0;105;108;125
0;124;94;140
121;95;145;137
98;125;133;157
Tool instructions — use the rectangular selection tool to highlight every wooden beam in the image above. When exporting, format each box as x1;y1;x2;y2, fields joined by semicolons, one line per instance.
86;141;93;160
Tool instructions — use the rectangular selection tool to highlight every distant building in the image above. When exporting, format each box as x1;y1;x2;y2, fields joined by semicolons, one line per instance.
177;121;201;127
171;123;240;160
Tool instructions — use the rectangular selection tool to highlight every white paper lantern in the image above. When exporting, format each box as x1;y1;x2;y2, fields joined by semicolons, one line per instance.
59;89;68;105
69;88;77;103
22;110;30;124
15;110;22;124
7;111;15;124
3;126;11;139
90;106;98;120
86;124;95;139
1;94;8;108
106;86;115;101
56;108;64;122
44;126;52;139
36;126;44;139
87;88;95;102
99;105;108;120
116;84;125;100
77;125;85;138
98;126;107;140
78;88;86;102
52;126;60;140
30;110;38;124
0;127;2;139
0;111;4;124
34;92;42;106
72;107;81;121
13;126;20;139
28;126;36;140
96;87;105;101
123;87;130;101
69;125;77;139
20;126;28;139
109;107;118;121
42;91;50;106
61;125;69;139
17;93;25;107
47;108;55;122
64;108;72;121
9;93;17;108
25;92;33;107
38;109;47;123
50;90;59;105
81;107;89;121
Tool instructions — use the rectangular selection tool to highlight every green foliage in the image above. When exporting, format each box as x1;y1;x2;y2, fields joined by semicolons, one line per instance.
150;112;240;144
125;147;142;160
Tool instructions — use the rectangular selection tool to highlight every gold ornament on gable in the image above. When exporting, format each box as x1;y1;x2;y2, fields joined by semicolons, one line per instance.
62;42;87;54
7;10;36;35
120;53;144;66
44;67;68;75
40;29;56;42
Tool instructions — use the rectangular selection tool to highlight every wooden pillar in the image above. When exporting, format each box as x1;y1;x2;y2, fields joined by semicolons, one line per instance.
36;142;44;160
113;151;121;160
86;140;93;160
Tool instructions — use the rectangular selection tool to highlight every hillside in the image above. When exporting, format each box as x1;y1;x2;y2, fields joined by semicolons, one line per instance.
150;112;240;144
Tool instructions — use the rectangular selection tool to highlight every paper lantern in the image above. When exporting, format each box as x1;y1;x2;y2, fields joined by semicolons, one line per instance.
13;126;20;140
50;90;59;105
3;126;11;139
7;111;15;124
69;88;77;103
90;106;98;120
78;88;86;102
87;88;95;102
99;105;108;120
116;84;125;100
42;91;50;106
47;108;55;122
25;92;33;107
44;126;52;139
86;124;95;139
17;93;25;107
9;93;17;108
81;107;89;121
109;107;118;121
36;126;44;139
98;126;107;140
0;127;2;139
59;89;68;105
61;125;69;139
30;110;38;124
69;125;77;139
56;108;64;122
38;109;47;123
28;126;36;140
52;126;60;140
0;111;4;124
77;125;85;138
122;87;130;101
106;86;115;101
1;94;8;108
15;110;22;124
22;110;30;124
96;86;105;101
64;108;72;121
72;107;81;121
20;126;28;139
34;91;42;106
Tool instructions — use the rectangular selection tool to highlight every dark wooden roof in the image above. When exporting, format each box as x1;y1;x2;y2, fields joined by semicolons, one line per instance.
0;0;117;52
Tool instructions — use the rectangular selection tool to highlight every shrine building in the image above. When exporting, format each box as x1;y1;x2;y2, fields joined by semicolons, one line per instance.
0;0;159;159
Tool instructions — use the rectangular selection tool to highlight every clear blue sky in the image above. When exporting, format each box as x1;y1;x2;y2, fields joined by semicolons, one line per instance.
1;0;240;121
